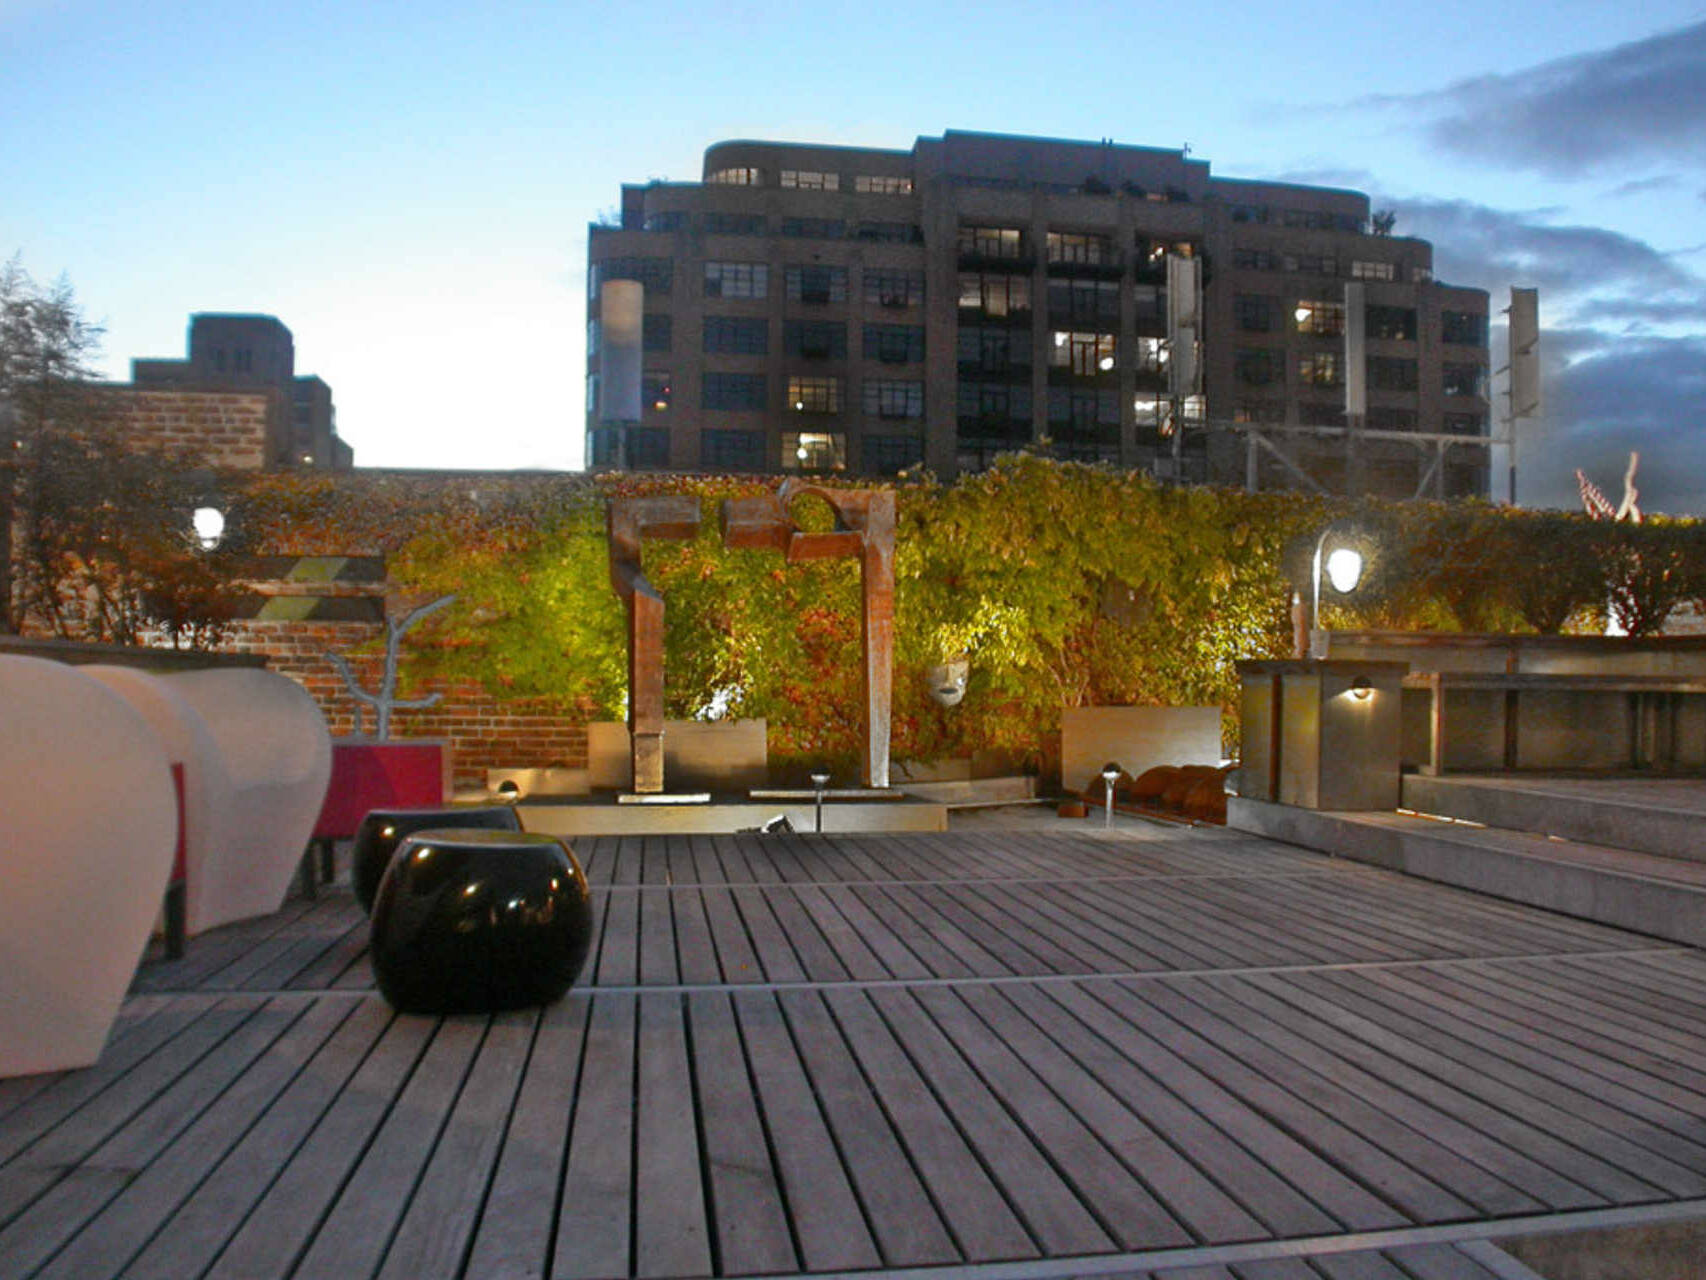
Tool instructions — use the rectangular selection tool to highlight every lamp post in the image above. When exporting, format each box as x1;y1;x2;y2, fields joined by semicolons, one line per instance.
811;770;831;833
1309;523;1364;657
1100;762;1122;828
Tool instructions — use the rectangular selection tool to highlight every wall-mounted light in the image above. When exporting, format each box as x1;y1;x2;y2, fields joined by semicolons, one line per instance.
1310;522;1365;648
1349;675;1373;701
192;506;225;550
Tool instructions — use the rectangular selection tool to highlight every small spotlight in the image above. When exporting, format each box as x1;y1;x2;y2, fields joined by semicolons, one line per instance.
192;507;225;550
1350;676;1373;701
1098;355;1115;371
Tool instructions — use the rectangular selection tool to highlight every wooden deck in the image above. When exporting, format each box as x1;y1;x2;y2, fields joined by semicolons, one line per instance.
6;818;1706;1278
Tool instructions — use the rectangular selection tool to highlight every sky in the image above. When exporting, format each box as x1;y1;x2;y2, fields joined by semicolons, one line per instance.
3;0;1703;510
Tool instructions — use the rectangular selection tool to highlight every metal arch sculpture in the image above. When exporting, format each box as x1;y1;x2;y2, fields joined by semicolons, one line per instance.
607;495;701;793
721;480;895;789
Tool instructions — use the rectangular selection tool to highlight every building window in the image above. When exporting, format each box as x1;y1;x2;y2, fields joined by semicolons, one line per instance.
1048;387;1119;432
586;318;600;356
1412;266;1434;283
785;264;848;304
1046;231;1114;265
1294;299;1345;336
1443;411;1485;435
1442;310;1486;344
1350;259;1396;281
642;313;671;353
704;261;768;299
1366;305;1417;341
588;427;669;468
1047;278;1120;325
702;372;767;411
703;316;768;355
1049;331;1117;376
780;169;839;191
1368;407;1418;430
957;381;1032;428
643;372;672;412
853;222;921;243
1132;284;1163;325
1368;356;1419;391
783;431;846;470
862;379;924;419
865;268;925;307
957;225;1025;259
855;175;912;195
1236;348;1285;386
957;326;1030;374
1235;295;1274;332
703;212;766;236
1298;352;1342;387
700;429;767;470
1283;208;1360;231
592;257;673;297
707;167;760;186
787;375;842;413
1130;336;1168;377
1229;204;1270;224
1232;401;1285;424
1443;363;1486;397
862;433;923;474
785;320;847;358
959;272;1030;317
780;217;845;239
643;211;687;232
1233;247;1281;272
1285;253;1338;277
863;324;924;363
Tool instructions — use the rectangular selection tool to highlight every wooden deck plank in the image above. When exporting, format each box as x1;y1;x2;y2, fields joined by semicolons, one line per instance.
818;885;933;979
635;994;713;1279
1381;1241;1509;1279
671;886;723;986
31;996;358;1280
780;989;959;1266
639;887;680;985
757;887;854;983
291;1016;487;1278
118;996;396;1280
697;887;765;984
733;990;882;1271
790;884;893;981
594;885;640;986
845;884;982;978
685;991;798;1276
201;1009;436;1280
377;1010;536;1280
286;918;372;989
460;998;590;1280
554;994;636;1280
728;887;809;983
1311;1252;1413;1280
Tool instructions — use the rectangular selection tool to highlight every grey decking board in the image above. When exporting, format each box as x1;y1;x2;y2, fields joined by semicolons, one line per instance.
119;996;396;1280
729;886;812;983
376;1010;536;1280
460;998;590;1280
640;885;680;985
672;883;725;985
635;994;715;1279
595;883;641;986
553;994;637;1280
790;884;895;981
697;886;765;983
760;885;856;983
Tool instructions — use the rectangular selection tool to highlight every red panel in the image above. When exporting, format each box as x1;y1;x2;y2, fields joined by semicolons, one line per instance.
312;741;446;838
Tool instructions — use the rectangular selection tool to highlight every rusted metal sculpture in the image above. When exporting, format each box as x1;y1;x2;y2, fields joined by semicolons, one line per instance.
721;480;894;788
607;496;701;793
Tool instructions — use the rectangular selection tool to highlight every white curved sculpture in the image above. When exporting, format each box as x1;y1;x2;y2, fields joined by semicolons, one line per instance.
0;656;178;1076
158;668;333;930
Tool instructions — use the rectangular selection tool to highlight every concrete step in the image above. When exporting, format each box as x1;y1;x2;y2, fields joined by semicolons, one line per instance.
1402;773;1706;865
1228;795;1706;948
899;775;1037;808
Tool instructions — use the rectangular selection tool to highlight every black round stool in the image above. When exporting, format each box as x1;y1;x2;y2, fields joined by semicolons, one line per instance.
351;805;521;913
369;829;594;1014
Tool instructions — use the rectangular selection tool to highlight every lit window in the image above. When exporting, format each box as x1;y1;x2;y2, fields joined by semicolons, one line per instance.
959;273;1030;317
780;170;839;191
783;431;847;471
855;175;912;194
1048;331;1117;376
1298;352;1342;387
707;167;760;185
957;225;1024;258
1293;299;1344;337
787;375;842;413
1442;363;1485;397
1350;259;1396;281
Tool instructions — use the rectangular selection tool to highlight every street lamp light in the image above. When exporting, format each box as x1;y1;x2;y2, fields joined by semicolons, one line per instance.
1310;523;1364;655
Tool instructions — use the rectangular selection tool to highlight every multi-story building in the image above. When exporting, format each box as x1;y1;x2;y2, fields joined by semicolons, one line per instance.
133;314;354;470
586;131;1491;499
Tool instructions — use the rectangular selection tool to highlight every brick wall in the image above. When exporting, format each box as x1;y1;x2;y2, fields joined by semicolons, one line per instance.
106;388;279;469
227;619;589;790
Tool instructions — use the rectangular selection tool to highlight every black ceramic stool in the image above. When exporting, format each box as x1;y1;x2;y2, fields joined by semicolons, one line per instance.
369;829;594;1014
351;805;521;913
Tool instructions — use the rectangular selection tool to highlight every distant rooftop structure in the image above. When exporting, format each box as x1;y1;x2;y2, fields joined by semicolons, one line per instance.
133;313;353;470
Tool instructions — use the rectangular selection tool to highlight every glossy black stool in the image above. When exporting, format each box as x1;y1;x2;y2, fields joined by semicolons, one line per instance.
351;805;521;913
369;829;594;1014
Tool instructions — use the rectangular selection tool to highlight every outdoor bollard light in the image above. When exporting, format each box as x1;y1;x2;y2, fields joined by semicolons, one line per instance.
811;770;831;833
1101;762;1122;828
1310;523;1364;653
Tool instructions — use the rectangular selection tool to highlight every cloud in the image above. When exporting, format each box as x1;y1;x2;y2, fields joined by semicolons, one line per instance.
1362;20;1706;178
1607;175;1684;199
1520;336;1706;512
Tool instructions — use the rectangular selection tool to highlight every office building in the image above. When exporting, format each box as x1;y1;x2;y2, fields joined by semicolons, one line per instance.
586;131;1490;498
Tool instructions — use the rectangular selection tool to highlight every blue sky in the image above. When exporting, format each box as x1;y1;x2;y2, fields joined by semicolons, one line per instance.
4;1;1703;509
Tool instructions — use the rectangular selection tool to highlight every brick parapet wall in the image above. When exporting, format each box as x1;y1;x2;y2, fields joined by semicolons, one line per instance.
105;387;280;469
227;620;589;790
